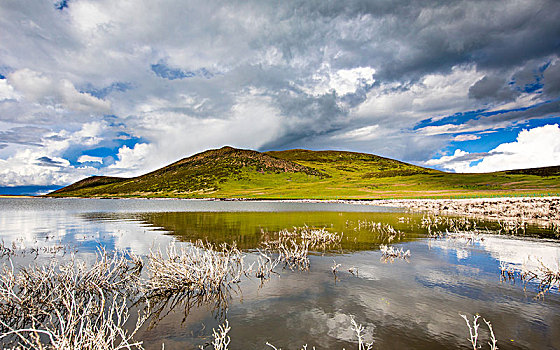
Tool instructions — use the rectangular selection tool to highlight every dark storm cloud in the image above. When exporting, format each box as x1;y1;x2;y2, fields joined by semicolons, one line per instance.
261;91;346;150
240;0;560;150
425;99;560;137
468;75;520;103
543;61;560;97
480;100;560;126
274;0;560;82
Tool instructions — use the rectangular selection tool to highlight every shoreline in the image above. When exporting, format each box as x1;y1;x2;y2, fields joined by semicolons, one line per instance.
5;195;560;226
369;196;560;227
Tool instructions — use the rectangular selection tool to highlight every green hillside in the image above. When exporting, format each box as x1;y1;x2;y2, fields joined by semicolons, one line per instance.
48;146;560;199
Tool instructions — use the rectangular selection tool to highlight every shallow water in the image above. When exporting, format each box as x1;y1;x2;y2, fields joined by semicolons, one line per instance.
1;198;559;349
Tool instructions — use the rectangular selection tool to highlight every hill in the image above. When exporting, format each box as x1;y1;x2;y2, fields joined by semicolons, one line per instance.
504;165;560;177
48;146;560;199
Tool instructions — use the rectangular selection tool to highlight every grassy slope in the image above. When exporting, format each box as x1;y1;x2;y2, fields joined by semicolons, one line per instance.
48;147;560;199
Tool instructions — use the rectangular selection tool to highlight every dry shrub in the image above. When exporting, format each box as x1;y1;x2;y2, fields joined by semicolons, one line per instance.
276;238;310;271
421;215;480;236
251;250;280;283
379;244;410;263
0;240;78;261
1;294;146;350
199;320;230;350
261;227;343;271
272;227;343;249
146;241;244;297
346;220;404;244
0;249;145;349
297;227;343;250
499;258;560;299
520;259;560;299
262;237;309;271
144;241;245;322
460;314;498;350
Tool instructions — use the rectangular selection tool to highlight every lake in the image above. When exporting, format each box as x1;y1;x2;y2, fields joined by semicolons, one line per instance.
0;198;559;349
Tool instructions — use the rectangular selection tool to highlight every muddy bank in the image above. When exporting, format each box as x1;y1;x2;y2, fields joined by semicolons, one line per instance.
369;197;560;226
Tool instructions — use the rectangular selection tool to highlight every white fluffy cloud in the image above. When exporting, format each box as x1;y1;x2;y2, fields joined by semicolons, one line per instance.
121;92;286;173
331;125;379;141
355;66;484;122
305;65;376;96
77;155;103;163
107;143;153;177
0;149;92;186
453;134;481;142
0;79;18;101
426;124;560;172
8;69;111;113
0;122;110;186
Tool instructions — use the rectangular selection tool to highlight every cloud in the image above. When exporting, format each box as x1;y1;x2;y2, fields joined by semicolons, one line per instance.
425;150;494;172
415;99;560;137
151;63;213;80
452;134;480;142
355;65;484;124
8;69;111;113
0;122;112;186
123;92;288;172
305;65;375;97
0;149;92;186
107;143;153;176
468;75;520;102
332;125;379;141
0;126;50;146
83;81;132;99
0;79;18;101
543;58;560;97
0;0;559;185
35;156;68;167
426;124;560;172
77;155;103;163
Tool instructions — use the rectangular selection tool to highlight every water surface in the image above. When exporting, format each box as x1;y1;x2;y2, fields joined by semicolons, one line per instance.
1;198;559;349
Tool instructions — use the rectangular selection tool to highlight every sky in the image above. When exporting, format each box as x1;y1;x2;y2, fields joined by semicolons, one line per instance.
0;0;559;193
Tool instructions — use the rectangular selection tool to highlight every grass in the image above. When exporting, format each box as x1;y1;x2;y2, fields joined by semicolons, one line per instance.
47;146;560;199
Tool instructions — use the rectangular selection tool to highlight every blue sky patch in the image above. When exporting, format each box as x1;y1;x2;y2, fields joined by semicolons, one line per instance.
440;116;560;156
82;82;132;99
413;104;543;130
63;135;146;168
151;62;214;80
54;0;69;10
0;185;63;196
414;109;486;130
521;81;543;94
151;63;195;80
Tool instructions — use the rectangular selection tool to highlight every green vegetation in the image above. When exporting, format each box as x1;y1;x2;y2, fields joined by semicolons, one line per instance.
48;146;560;199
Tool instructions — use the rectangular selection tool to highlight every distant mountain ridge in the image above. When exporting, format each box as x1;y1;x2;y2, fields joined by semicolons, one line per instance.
48;146;560;199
